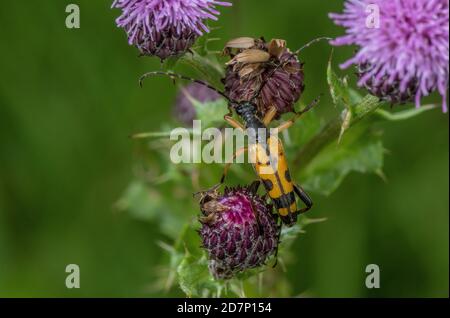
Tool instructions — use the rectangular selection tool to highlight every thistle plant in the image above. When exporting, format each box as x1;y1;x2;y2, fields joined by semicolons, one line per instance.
199;186;279;280
112;0;232;60
113;0;448;297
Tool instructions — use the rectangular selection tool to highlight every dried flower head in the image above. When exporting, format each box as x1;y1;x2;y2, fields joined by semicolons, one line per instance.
112;0;232;60
330;0;449;112
174;82;222;126
223;37;305;117
198;186;279;280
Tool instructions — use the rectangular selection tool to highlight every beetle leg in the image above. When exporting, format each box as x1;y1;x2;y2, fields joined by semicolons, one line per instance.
195;147;248;197
275;96;321;133
249;196;264;235
262;106;278;126
275;118;297;133
224;115;245;130
293;184;313;214
272;220;282;268
193;183;221;199
248;180;261;194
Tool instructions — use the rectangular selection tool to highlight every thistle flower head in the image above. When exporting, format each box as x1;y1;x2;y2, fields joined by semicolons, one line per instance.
223;37;305;117
112;0;232;60
330;0;449;112
174;82;222;126
198;186;279;280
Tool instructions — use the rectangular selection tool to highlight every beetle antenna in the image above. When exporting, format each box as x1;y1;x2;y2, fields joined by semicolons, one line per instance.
296;94;322;116
139;71;232;102
294;37;332;55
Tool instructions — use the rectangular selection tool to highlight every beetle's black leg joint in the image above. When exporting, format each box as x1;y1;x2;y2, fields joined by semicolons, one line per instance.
248;197;264;236
272;221;283;268
248;180;261;194
293;184;313;214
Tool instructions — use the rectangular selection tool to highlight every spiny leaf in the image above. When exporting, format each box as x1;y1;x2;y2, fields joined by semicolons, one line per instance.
348;88;364;104
175;222;226;298
327;53;358;142
177;254;219;298
327;50;351;109
338;108;353;144
189;97;228;128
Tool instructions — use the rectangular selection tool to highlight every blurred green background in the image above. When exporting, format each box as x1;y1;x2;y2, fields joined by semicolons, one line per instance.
0;0;448;297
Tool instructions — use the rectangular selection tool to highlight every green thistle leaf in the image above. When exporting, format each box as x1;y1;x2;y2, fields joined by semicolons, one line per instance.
299;124;384;196
327;50;351;109
189;97;228;128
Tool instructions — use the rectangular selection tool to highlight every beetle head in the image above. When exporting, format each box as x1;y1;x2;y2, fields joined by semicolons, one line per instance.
235;101;257;116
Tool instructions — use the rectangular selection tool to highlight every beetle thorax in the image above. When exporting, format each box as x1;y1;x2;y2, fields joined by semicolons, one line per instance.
235;102;264;131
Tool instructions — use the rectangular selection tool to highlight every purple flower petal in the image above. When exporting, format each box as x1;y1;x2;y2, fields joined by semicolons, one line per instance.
330;0;449;112
112;0;231;59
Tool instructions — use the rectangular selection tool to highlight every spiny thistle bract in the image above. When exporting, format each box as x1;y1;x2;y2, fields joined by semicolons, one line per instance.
330;0;449;112
223;37;305;117
356;62;419;105
198;186;279;280
174;83;222;126
112;0;232;61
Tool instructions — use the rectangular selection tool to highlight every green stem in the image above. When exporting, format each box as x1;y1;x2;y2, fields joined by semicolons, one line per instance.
130;129;200;139
232;0;242;35
374;104;438;121
294;95;381;168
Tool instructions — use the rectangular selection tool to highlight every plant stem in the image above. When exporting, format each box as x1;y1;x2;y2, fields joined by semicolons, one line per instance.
294;95;381;168
232;0;242;35
130;129;202;139
374;104;438;121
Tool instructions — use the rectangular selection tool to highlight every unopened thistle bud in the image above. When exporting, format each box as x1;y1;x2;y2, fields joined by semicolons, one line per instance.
112;0;231;61
223;37;305;117
198;186;279;280
174;82;222;126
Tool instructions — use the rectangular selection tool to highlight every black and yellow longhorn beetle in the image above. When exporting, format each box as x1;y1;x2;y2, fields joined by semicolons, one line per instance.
226;99;319;227
140;68;320;227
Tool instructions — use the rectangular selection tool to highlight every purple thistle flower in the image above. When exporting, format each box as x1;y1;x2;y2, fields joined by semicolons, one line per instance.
198;186;279;280
174;82;222;126
330;0;449;112
112;0;232;60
